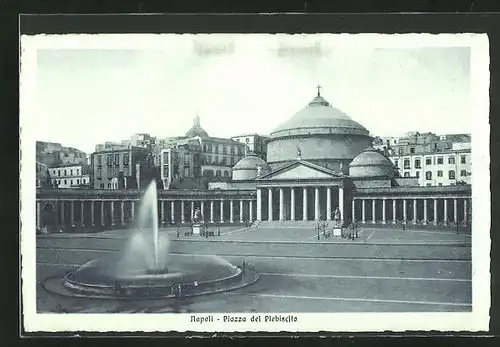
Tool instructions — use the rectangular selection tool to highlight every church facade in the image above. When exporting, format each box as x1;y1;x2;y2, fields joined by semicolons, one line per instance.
35;88;472;231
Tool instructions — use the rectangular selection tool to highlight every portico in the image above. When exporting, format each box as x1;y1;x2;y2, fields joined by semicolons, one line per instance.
255;160;348;222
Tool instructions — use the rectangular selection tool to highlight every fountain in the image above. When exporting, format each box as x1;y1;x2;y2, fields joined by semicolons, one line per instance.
44;181;259;299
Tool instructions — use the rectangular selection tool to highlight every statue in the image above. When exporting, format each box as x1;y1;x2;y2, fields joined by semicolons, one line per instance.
296;146;302;159
333;206;341;222
193;208;203;223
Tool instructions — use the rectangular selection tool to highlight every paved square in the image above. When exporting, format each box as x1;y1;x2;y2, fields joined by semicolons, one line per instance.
36;226;471;313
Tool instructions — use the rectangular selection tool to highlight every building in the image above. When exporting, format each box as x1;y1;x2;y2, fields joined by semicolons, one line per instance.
231;134;270;160
375;132;472;186
36;162;52;188
160;144;202;189
48;164;92;188
37;87;472;231
36;141;88;167
90;145;150;189
266;87;373;173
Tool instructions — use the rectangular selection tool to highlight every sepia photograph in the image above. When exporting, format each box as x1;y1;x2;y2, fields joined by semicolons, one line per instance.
20;32;490;333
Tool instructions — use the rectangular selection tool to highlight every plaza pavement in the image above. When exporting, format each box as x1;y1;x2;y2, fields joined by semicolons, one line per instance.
35;225;472;313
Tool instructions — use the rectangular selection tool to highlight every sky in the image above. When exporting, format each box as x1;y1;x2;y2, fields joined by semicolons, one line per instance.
32;35;473;154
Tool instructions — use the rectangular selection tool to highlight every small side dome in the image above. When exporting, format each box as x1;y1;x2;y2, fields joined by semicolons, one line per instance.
232;156;271;181
349;147;394;178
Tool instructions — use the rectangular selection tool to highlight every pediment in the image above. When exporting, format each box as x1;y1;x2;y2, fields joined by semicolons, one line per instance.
259;161;340;181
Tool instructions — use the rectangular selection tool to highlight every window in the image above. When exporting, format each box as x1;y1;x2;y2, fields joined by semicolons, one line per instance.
398;148;403;155
230;146;235;155
58;170;61;177
394;160;399;168
231;157;235;165
416;171;420;178
64;169;67;176
437;157;444;165
184;167;189;177
100;183;104;189
437;170;443;177
114;154;120;166
461;155;466;164
245;138;250;143
425;157;432;165
410;147;415;154
107;183;111;189
403;159;410;169
163;165;169;177
64;179;67;185
222;157;227;165
404;172;410;177
222;146;227;155
123;153;129;165
77;179;80;185
203;145;207;152
448;156;455;164
76;169;80;175
97;155;102;167
449;170;456;180
425;171;432;180
70;169;73;175
70;179;74;185
216;170;221;177
214;145;219;154
224;171;229;177
414;159;421;169
107;155;112;166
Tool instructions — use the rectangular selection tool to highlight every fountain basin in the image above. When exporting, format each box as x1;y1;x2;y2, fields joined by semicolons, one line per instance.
44;254;259;299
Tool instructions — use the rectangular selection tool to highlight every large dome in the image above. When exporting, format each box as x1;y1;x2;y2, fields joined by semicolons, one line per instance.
266;88;373;172
232;156;271;181
270;95;370;139
349;147;395;178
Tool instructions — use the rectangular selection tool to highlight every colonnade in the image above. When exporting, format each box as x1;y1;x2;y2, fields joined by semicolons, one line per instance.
36;198;256;230
352;196;471;226
256;186;344;222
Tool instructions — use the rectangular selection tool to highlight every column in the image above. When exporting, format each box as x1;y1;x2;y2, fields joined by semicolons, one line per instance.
230;200;234;223
268;188;273;221
326;187;332;221
120;201;125;225
100;200;104;226
190;201;194;221
131;201;135;222
403;199;407;223
443;199;448;226
90;200;95;226
338;187;344;224
210;201;214;223
201;201;205;222
453;198;458;223
161;201;165;225
463;198;468;224
220;200;224;223
279;188;284;221
290;188;295;221
361;199;366;223
249;200;253;221
413;199;417;224
240;200;244;222
70;200;75;227
382;199;387;224
392;199;396;224
433;198;438;225
181;201;185;223
60;201;65;226
80;201;85;227
423;199;428;225
372;199;376;224
256;189;262;221
303;187;308;221
36;201;41;230
351;199;355;222
110;201;115;226
314;187;320;220
170;201;174;224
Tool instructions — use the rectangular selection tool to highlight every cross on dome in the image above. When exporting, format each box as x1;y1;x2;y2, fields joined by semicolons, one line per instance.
316;85;322;97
